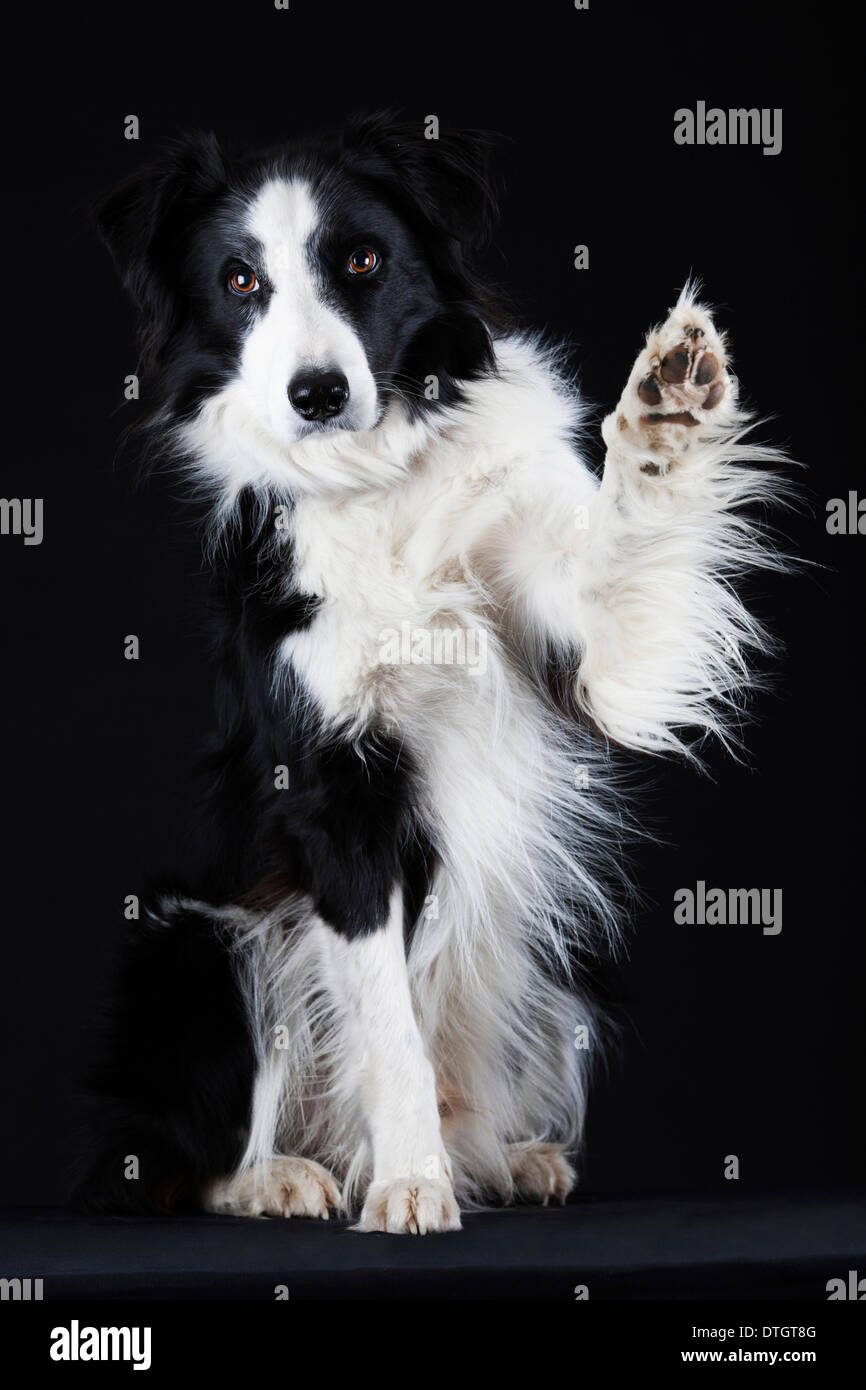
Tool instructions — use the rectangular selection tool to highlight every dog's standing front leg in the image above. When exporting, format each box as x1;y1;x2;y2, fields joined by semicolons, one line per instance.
324;887;461;1234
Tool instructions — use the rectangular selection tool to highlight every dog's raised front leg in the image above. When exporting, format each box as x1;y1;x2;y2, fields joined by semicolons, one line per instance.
575;293;788;754
324;888;461;1234
485;290;786;756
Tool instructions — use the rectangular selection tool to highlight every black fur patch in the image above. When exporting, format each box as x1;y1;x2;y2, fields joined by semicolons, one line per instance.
72;900;255;1214
196;489;418;937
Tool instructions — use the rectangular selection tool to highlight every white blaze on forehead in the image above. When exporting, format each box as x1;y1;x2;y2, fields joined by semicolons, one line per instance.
237;175;378;441
247;177;320;296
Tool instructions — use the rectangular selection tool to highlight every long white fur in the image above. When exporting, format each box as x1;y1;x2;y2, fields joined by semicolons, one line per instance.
182;179;787;1228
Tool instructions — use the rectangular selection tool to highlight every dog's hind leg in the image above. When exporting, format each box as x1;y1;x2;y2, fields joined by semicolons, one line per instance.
205;1155;342;1219
503;1141;575;1205
72;896;258;1214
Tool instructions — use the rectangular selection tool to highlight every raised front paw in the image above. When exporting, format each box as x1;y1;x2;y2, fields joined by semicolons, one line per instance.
605;293;735;472
355;1177;462;1234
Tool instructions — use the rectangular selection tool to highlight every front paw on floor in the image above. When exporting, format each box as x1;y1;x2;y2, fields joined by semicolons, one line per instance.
355;1177;462;1234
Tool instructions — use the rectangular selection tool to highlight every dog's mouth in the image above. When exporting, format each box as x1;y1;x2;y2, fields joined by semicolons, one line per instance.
293;415;354;442
290;401;389;445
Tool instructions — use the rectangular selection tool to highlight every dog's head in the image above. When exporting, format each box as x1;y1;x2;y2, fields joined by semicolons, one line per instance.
97;116;499;497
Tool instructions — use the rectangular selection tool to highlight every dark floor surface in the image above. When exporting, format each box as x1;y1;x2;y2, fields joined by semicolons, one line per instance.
2;1190;864;1300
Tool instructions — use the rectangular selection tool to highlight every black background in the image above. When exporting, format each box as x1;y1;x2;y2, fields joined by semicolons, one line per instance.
1;0;861;1208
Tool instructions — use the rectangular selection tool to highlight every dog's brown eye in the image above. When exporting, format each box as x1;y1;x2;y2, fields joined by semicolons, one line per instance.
229;269;259;295
347;247;379;275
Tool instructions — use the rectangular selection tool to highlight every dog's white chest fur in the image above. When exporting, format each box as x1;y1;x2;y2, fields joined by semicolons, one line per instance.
284;460;496;729
280;336;589;733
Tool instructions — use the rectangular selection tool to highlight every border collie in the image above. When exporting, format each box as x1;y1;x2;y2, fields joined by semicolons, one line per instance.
75;114;785;1233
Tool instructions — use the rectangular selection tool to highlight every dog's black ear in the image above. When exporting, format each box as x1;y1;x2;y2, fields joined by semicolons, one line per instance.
94;132;227;368
347;113;499;257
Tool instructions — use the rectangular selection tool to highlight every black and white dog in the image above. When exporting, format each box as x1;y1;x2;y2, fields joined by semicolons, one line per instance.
76;115;784;1233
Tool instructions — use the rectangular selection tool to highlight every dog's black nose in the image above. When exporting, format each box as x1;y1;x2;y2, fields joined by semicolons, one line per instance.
288;369;349;421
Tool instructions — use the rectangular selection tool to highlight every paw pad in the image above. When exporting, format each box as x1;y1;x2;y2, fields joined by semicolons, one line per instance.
639;325;727;429
605;302;733;472
659;346;691;383
638;376;662;406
